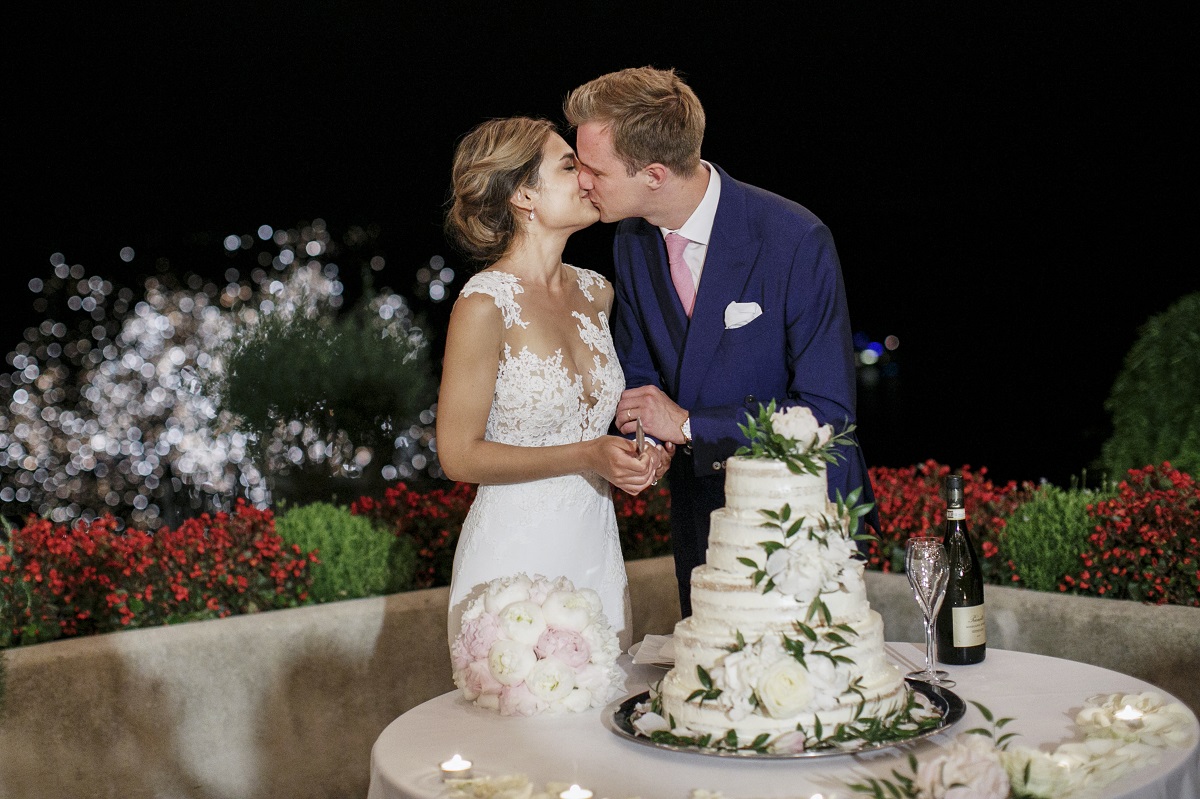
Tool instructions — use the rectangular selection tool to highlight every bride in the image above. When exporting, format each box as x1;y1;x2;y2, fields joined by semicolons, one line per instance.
438;117;671;652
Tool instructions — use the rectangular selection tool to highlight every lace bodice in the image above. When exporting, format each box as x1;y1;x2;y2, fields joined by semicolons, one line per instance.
459;265;624;447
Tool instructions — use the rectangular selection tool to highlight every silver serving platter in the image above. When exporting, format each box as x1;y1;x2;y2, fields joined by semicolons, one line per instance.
603;678;965;759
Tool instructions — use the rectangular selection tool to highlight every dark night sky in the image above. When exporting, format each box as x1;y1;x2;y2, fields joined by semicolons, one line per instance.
9;3;1196;488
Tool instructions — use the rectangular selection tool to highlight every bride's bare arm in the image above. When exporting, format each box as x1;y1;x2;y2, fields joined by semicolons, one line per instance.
436;293;653;491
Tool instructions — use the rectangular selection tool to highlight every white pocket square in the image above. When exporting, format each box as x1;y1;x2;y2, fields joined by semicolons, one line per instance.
724;301;763;329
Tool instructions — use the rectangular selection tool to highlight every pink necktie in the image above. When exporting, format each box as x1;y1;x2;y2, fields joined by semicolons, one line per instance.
665;232;695;317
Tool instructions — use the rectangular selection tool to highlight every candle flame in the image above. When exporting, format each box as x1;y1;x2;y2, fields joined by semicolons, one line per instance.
1113;704;1143;721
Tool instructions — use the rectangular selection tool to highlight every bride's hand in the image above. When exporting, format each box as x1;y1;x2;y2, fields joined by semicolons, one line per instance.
652;439;672;482
645;441;673;488
591;435;655;495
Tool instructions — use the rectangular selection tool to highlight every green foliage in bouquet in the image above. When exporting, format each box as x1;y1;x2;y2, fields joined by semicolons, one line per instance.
210;293;434;458
275;501;416;602
735;400;857;476
998;482;1113;592
1100;292;1200;479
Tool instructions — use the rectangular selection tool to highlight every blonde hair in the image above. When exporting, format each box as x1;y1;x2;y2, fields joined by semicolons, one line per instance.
444;117;557;264
564;66;704;178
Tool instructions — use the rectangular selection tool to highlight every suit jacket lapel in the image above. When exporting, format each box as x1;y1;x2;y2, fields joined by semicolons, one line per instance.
677;170;760;407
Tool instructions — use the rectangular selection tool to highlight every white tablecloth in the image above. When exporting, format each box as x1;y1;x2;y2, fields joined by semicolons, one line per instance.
368;644;1199;799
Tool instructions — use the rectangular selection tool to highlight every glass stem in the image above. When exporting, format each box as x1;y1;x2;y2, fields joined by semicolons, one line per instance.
924;615;937;676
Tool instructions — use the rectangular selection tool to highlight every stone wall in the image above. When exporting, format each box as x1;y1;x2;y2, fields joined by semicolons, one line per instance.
0;556;1195;799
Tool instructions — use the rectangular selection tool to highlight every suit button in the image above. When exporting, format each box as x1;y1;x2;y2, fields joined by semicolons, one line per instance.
713;461;723;471
744;395;756;405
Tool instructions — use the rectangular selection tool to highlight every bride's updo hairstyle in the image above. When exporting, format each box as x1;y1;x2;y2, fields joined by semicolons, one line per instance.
445;116;557;265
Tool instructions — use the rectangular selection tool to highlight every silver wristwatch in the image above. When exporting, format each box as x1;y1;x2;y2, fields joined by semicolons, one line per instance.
680;415;692;444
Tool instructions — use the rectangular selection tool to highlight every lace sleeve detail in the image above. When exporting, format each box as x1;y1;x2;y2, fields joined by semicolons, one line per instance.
459;271;528;329
565;264;608;303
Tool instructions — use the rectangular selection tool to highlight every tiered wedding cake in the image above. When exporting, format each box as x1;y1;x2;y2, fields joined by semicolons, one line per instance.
652;404;912;753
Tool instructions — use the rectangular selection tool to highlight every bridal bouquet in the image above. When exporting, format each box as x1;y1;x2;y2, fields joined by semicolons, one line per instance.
451;573;623;716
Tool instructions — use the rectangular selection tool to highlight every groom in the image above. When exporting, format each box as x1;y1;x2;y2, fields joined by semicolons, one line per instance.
565;67;879;617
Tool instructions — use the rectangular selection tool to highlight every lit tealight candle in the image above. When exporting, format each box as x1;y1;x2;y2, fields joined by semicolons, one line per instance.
439;754;473;780
559;786;594;799
1113;704;1144;722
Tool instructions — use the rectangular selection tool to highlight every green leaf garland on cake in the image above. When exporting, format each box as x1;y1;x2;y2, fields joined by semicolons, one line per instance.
735;400;856;476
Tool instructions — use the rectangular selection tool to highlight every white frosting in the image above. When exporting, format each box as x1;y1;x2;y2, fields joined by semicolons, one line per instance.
659;455;908;749
722;457;827;513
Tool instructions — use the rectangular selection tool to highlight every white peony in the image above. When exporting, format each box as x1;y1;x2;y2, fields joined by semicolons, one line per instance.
800;654;851;710
558;686;593;713
580;620;620;665
498;600;547;645
764;542;834;604
575;587;604;618
712;644;768;720
487;639;537;685
915;733;1010;799
771;406;832;451
484;573;534;615
523;656;575;703
527;574;573;605
540;590;593;631
755;657;813;717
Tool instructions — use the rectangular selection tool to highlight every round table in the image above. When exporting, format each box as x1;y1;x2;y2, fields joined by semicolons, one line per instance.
368;643;1199;799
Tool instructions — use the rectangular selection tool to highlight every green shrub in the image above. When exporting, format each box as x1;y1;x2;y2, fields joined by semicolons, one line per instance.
275;502;416;602
998;482;1113;591
1100;292;1200;479
206;291;436;509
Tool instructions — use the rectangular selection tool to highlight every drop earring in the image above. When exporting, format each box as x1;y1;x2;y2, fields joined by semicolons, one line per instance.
529;209;535;221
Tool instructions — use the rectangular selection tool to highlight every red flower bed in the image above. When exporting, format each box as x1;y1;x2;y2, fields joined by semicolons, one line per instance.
351;481;477;590
614;484;672;561
865;460;1034;580
1062;463;1199;606
350;480;674;590
0;500;316;646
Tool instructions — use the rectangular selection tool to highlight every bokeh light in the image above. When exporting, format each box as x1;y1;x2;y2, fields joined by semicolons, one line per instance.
1;220;448;530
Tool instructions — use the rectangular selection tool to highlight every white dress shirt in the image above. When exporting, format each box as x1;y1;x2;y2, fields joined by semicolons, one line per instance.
658;161;722;293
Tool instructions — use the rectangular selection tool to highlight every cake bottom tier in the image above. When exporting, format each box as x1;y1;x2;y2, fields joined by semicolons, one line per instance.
658;611;908;746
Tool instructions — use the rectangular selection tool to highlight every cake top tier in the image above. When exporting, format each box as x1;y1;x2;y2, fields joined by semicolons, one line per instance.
734;401;856;477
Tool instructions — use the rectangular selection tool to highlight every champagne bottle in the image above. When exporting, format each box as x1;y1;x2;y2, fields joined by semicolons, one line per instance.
935;473;986;664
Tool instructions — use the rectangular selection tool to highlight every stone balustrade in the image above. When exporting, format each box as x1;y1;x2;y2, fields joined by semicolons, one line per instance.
1;556;1195;799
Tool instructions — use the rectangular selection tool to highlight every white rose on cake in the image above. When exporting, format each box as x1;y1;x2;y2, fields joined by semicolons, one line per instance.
771;406;833;451
452;573;623;716
756;657;814;718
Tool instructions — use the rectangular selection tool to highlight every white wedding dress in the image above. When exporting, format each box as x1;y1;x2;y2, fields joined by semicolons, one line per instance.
446;266;633;651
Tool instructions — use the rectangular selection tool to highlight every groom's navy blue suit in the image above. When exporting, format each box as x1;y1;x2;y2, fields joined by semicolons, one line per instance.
611;164;879;616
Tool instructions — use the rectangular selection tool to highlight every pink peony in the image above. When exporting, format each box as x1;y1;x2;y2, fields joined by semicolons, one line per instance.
451;613;501;671
458;658;504;701
534;627;591;669
499;681;545;716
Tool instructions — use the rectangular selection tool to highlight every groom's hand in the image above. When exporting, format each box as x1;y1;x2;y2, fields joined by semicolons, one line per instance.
617;386;689;446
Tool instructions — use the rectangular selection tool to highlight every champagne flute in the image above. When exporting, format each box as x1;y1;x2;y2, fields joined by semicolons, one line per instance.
904;537;955;687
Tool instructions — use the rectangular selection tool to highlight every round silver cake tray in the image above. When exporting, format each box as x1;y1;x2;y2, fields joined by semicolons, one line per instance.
603;678;965;759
